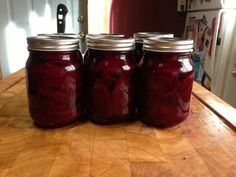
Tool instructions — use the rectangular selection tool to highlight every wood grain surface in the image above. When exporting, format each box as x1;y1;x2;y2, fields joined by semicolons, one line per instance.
0;69;236;177
193;82;236;131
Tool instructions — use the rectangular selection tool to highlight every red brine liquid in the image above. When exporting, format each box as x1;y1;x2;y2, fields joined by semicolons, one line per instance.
138;51;194;127
26;50;83;127
85;50;136;124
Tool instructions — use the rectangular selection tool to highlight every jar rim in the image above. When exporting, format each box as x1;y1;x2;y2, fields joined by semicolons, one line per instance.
38;33;80;39
134;32;173;43
143;37;193;52
27;36;80;51
86;33;124;41
87;37;134;51
145;37;193;45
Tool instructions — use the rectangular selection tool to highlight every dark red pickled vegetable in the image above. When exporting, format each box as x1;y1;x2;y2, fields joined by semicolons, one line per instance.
86;50;136;124
138;51;194;127
134;42;144;64
26;50;83;127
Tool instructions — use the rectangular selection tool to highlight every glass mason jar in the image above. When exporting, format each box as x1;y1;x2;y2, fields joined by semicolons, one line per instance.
26;36;83;128
133;32;173;64
138;37;194;127
85;37;136;124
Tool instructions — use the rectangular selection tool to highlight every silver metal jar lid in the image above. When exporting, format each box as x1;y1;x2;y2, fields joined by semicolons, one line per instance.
38;33;80;39
86;33;124;42
134;32;174;43
87;37;134;51
27;36;80;51
143;37;193;53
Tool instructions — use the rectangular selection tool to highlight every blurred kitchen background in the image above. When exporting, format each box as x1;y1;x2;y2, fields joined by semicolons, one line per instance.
0;0;186;78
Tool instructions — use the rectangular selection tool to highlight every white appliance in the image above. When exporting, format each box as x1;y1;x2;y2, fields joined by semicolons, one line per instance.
185;0;236;108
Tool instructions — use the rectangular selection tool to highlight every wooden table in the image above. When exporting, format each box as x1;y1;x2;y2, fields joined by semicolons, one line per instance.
0;69;236;177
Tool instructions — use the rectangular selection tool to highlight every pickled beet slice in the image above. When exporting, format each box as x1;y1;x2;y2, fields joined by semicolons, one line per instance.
85;50;136;124
89;79;114;119
100;72;119;90
143;96;186;127
26;50;83;127
31;108;76;120
96;59;122;90
178;74;193;102
147;73;178;97
112;78;129;117
30;95;75;111
37;86;75;104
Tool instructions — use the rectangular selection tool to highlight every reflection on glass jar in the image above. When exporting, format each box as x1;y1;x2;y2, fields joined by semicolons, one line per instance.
138;37;194;127
26;36;83;128
85;37;136;124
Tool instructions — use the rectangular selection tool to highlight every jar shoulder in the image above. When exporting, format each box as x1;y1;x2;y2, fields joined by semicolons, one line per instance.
27;50;83;64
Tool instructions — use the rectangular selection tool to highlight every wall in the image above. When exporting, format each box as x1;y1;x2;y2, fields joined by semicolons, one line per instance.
0;0;79;78
88;0;112;33
109;0;186;37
